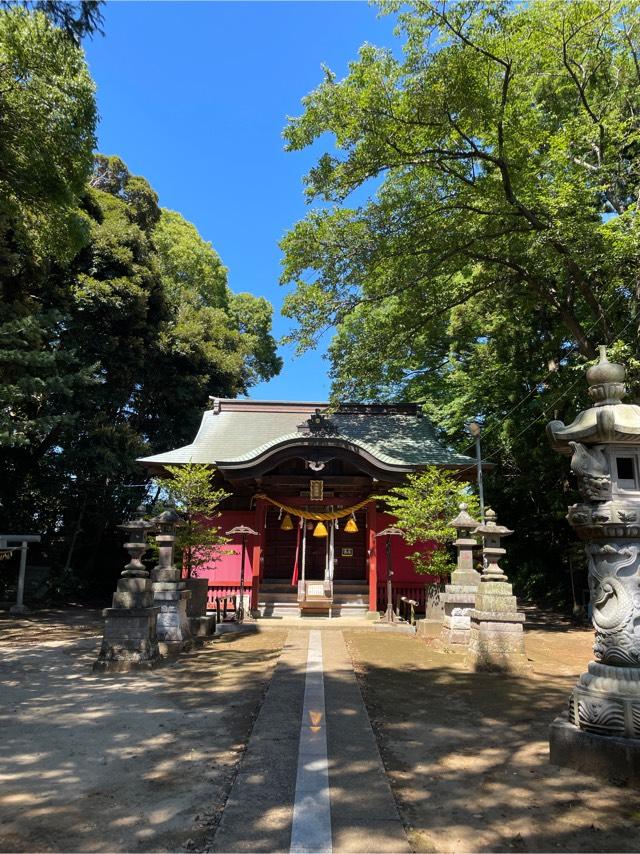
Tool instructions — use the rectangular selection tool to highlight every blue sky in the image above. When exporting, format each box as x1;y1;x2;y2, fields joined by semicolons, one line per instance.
85;1;399;401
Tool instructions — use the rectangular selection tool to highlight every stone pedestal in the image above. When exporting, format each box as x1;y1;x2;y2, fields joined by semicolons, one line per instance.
94;602;160;672
441;504;480;647
186;577;209;617
550;714;640;787
467;510;527;671
442;590;481;645
190;615;216;637
153;585;192;654
94;507;161;673
151;508;192;655
548;347;640;782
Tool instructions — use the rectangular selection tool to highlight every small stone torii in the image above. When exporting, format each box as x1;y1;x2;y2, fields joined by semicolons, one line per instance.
0;534;42;615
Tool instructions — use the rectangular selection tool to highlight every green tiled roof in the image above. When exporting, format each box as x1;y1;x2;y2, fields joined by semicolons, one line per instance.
138;400;475;472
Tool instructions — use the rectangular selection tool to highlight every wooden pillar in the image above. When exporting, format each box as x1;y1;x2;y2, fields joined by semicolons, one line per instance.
251;498;266;612
367;501;377;612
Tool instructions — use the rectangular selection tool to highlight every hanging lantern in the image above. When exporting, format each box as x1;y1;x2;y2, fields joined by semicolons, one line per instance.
281;513;294;531
344;513;358;534
313;521;328;538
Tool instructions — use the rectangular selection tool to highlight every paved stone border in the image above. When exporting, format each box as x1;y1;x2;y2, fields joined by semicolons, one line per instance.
323;632;410;853
211;631;308;852
290;630;332;853
211;629;410;853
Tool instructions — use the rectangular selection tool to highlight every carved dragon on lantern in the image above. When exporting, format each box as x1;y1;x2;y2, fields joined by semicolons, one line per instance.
586;542;640;665
569;441;611;501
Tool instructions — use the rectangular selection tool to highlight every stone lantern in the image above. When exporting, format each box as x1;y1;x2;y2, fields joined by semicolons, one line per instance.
151;504;192;654
547;346;640;784
468;509;527;670
94;505;160;672
440;503;481;646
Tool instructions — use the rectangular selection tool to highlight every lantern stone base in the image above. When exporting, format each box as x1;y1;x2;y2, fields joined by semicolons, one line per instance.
153;587;192;654
93;606;161;672
550;714;640;788
467;579;528;671
440;586;478;647
468;611;528;671
567;661;640;737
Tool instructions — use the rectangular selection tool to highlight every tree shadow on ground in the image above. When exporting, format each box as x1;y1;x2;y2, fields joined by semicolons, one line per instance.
344;628;640;853
0;621;286;853
0;606;105;646
3;614;639;854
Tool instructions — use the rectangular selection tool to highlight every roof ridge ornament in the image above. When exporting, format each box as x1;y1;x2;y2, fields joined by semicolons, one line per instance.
586;344;626;406
298;408;338;436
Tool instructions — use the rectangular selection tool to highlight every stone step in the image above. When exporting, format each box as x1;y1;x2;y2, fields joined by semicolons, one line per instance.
258;594;369;607
255;600;369;618
261;581;368;592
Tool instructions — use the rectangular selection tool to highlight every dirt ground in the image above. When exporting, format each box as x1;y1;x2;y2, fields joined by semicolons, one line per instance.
3;608;640;854
0;610;286;853
346;612;640;854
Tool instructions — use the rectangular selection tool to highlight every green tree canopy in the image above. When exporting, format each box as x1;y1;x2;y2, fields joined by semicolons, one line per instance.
0;6;97;453
280;0;640;602
0;7;96;264
1;149;281;594
381;466;480;578
1;1;105;43
158;463;230;578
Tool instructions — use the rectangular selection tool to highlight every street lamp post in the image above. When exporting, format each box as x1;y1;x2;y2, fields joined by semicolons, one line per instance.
469;421;485;522
226;525;258;623
375;526;404;623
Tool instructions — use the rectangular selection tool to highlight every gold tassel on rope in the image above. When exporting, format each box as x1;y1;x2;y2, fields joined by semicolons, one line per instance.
344;512;358;533
313;521;328;538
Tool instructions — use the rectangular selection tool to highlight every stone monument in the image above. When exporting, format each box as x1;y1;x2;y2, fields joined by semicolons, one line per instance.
151;505;192;654
94;505;160;672
440;503;481;646
468;509;527;670
547;346;640;785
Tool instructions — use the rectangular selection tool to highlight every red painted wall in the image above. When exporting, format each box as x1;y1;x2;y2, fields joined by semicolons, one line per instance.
194;509;257;586
195;507;438;589
375;511;438;584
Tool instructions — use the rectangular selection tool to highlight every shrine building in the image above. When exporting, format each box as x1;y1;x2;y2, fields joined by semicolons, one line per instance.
139;399;476;617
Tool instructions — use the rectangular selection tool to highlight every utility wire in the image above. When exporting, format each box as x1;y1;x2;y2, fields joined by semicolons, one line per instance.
455;307;639;481
452;287;633;460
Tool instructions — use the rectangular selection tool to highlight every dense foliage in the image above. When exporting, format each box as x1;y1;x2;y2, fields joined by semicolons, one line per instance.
281;0;640;605
0;8;280;598
381;467;480;578
1;1;105;43
158;464;230;578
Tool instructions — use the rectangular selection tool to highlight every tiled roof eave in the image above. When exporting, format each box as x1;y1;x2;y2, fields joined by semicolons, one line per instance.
138;432;476;471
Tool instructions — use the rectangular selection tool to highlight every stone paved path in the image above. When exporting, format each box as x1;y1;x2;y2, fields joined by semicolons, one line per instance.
211;629;409;853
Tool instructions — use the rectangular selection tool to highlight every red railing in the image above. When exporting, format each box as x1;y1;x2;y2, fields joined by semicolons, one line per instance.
206;583;244;610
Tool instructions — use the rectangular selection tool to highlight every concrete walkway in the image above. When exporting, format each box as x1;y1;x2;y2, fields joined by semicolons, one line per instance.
211;629;410;853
